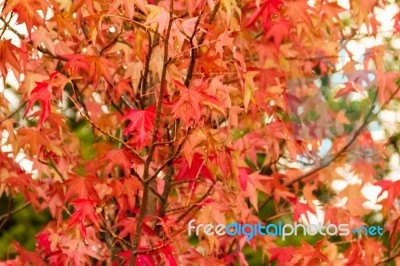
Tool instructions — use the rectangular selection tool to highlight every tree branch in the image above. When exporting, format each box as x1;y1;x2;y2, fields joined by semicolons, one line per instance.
184;2;220;87
66;94;144;163
129;1;174;264
259;85;386;212
0;100;27;125
175;181;216;222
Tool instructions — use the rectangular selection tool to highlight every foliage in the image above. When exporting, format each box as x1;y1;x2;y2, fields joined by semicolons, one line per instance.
0;0;400;265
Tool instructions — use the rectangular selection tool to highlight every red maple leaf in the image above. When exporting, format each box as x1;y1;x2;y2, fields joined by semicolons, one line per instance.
293;239;332;265
35;232;51;256
12;242;47;266
123;105;156;149
375;180;400;213
24;81;53;126
290;197;316;223
24;72;68;126
67;199;100;241
171;80;223;126
0;40;21;83
175;153;212;181
115;217;136;242
103;148;139;177
64;174;99;201
269;246;295;265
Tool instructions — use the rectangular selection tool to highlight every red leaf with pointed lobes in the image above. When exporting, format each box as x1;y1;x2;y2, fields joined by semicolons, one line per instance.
269;246;295;265
24;81;52;126
103;148;140;177
123;105;157;149
289;197;316;223
293;239;332;265
375;179;400;214
64;174;99;202
118;250;155;266
175;153;212;181
245;0;283;28
2;0;49;34
12;242;47;266
0;40;21;84
238;167;251;190
35;232;51;256
115;217;136;242
23;72;68;126
67;199;100;241
171;80;224;126
264;19;290;47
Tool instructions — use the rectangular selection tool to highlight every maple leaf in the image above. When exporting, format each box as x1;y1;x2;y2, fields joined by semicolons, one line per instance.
115;217;136;242
123;105;156;149
290;198;316;223
0;40;21;84
238;167;250;190
146;4;170;34
103;148;138;177
23;81;53;126
283;0;314;27
64;174;100;201
12;242;47;266
118;250;155;266
67;199;100;241
16;127;63;156
292;239;332;265
375;180;400;214
58;233;103;265
171;80;224;126
245;0;283;28
334;82;357;98
269;246;295;265
36;232;51;256
23;72;68;126
63;54;116;86
175;153;212;181
264;19;290;47
2;0;49;34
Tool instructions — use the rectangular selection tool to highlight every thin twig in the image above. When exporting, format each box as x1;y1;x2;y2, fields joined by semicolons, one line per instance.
0;101;27;125
184;3;220;87
66;93;144;163
0;202;30;221
175;181;216;222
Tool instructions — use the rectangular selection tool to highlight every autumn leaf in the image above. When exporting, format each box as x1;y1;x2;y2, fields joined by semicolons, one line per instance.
0;40;21;84
2;0;49;34
67;199;100;241
375;180;400;214
23;72;68;126
171;80;224;126
16;127;63;156
289;197;316;223
175;153;212;181
292;239;332;265
64;174;100;201
12;242;47;266
123;105;156;149
103;148;138;177
63;54;116;86
115;217;136;242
